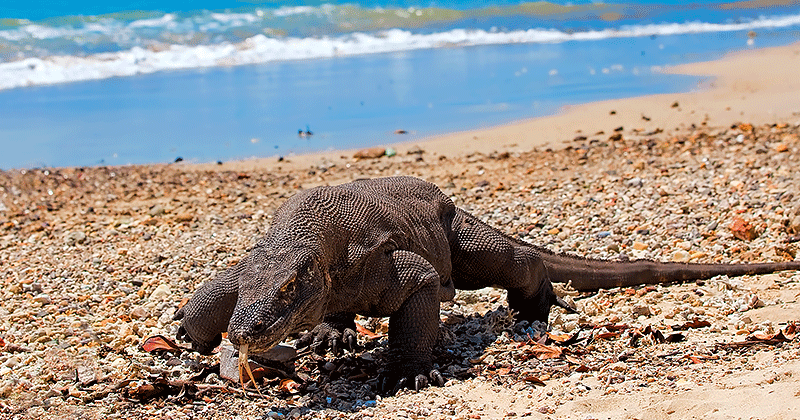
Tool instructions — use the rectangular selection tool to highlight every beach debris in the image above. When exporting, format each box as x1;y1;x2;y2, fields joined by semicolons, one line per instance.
394;129;407;134
174;156;184;162
141;335;184;354
407;145;425;155
219;345;295;384
671;101;680;108
718;322;798;349
353;147;386;159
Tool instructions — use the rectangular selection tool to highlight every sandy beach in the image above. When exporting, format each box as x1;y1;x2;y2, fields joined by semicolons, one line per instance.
2;42;800;419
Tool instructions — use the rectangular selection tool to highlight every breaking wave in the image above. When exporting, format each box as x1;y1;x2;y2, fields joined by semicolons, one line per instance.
1;9;799;90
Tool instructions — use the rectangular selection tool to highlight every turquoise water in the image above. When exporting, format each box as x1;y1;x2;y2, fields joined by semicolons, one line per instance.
0;1;799;168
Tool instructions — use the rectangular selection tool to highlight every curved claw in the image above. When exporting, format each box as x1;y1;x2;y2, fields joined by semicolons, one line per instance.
413;374;428;391
430;369;445;387
297;324;358;356
378;369;445;396
392;377;407;396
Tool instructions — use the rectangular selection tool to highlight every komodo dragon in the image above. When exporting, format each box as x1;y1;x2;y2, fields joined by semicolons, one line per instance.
173;176;800;394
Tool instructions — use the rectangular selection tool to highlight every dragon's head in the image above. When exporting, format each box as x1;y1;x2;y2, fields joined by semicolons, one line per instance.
226;244;327;353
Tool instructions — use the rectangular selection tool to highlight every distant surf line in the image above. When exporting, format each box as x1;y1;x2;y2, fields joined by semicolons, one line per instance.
1;12;799;91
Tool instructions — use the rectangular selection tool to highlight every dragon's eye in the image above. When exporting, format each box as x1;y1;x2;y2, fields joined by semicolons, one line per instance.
279;274;297;296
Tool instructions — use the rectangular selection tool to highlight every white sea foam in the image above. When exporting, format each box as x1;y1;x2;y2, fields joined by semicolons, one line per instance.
1;13;799;90
209;12;260;24
128;14;176;29
272;6;321;17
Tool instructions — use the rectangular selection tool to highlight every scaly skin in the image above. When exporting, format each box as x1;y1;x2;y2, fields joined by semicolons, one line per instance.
174;176;800;394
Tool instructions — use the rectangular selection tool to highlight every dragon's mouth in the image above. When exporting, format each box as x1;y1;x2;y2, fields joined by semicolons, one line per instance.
235;295;323;352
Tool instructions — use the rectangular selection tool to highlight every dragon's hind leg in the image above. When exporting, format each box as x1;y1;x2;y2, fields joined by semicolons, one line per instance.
449;208;571;324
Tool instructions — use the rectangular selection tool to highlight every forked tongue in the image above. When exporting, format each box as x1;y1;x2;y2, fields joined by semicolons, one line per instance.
238;343;264;397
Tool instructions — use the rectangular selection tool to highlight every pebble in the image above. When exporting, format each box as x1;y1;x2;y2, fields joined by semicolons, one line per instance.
148;204;165;216
730;217;759;241
353;147;386;159
632;304;651;317
672;250;690;263
130;306;149;319
175;213;194;223
625;177;643;188
32;293;51;304
149;284;171;300
64;231;86;245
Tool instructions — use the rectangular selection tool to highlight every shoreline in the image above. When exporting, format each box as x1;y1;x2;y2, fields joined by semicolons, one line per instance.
188;41;800;174
3;42;800;420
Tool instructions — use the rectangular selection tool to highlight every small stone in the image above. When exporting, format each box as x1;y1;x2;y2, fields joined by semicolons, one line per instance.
625;177;643;188
130;306;149;319
596;231;612;239
32;293;52;304
632;241;647;251
609;361;627;372
353;147;386;159
76;365;97;386
788;215;800;234
689;252;707;261
149;284;171;300
537;406;555;414
148;205;165;216
255;344;297;363
775;143;788;152
384;148;397;157
730;217;758;241
65;231;86;245
175;213;194;223
672;250;690;263
632;304;651;317
547;228;560;235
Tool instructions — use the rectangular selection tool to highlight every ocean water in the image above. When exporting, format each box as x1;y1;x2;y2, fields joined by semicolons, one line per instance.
1;1;799;168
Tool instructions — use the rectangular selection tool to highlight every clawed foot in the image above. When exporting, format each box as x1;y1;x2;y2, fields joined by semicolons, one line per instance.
296;322;358;356
378;369;445;396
